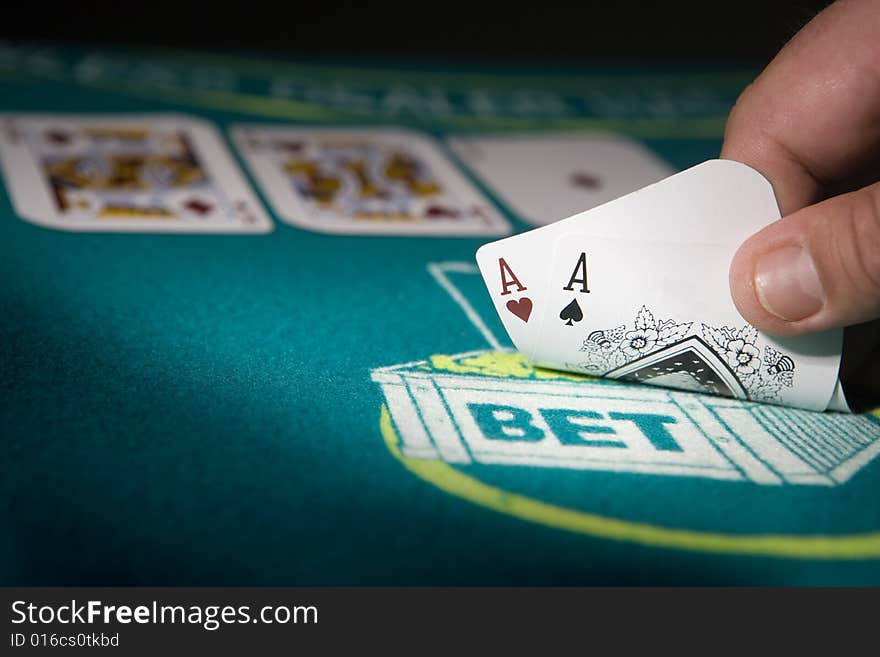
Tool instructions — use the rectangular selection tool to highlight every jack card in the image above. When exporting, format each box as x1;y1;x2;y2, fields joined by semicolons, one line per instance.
231;125;511;236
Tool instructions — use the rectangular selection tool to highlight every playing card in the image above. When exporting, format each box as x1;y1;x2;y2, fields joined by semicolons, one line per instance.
230;125;511;236
0;114;272;233
477;160;784;359
449;133;675;226
477;160;845;411
534;236;841;411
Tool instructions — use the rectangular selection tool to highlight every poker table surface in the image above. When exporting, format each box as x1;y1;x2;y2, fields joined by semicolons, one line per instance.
2;44;879;586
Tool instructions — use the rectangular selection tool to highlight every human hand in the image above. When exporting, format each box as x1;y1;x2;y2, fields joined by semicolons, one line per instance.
722;0;880;338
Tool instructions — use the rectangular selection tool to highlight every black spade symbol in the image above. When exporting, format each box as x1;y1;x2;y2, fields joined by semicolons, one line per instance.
559;299;583;326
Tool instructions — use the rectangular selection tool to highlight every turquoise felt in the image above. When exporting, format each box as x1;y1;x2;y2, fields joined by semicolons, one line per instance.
1;45;879;585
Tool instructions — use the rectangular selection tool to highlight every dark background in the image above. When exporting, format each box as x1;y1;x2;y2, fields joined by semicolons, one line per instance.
2;1;835;64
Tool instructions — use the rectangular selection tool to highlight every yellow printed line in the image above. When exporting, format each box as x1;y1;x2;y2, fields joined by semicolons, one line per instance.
380;405;880;560
75;80;730;137
0;66;341;122
86;82;342;122
6;64;729;137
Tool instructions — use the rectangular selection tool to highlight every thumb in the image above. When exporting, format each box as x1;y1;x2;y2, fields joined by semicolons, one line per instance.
729;181;880;336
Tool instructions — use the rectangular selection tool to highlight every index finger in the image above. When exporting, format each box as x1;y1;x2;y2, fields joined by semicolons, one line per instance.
720;0;880;215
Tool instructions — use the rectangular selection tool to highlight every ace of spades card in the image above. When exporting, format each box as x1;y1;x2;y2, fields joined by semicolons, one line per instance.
476;160;844;412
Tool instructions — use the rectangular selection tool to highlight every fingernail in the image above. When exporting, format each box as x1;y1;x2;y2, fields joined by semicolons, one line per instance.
754;245;825;321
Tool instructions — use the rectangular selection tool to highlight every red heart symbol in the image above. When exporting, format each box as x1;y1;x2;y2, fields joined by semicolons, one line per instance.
506;297;532;323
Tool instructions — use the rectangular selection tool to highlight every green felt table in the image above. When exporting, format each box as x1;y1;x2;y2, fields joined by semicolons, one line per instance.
1;44;879;585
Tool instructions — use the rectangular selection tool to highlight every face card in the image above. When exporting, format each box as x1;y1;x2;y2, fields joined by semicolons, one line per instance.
449;133;675;227
231;125;511;236
534;235;842;411
0;114;272;233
